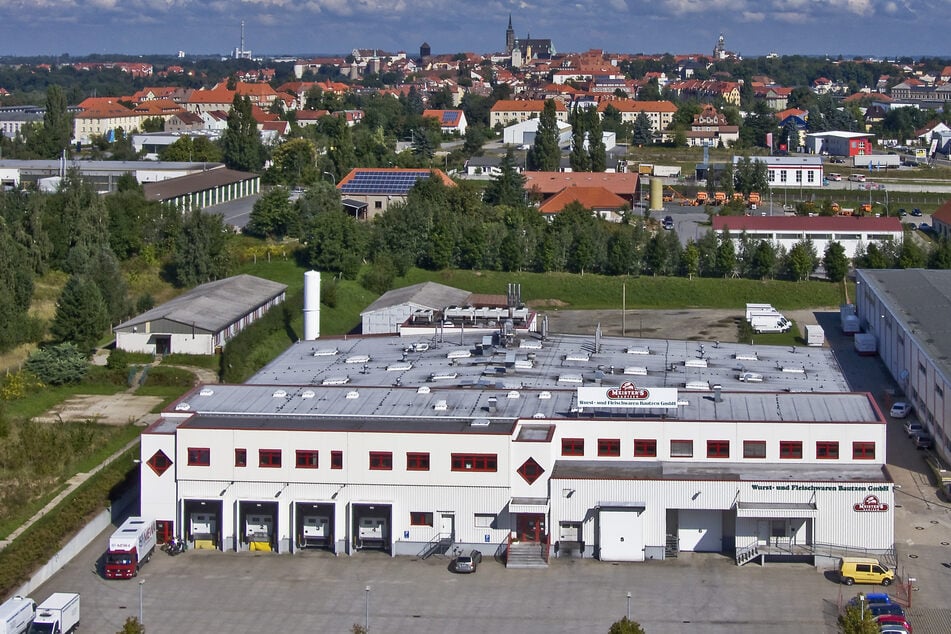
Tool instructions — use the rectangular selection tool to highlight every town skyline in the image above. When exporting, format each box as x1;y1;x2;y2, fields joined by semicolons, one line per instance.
0;1;946;59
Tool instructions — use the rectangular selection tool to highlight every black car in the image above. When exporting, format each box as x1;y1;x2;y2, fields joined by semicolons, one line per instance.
662;215;674;230
911;208;922;217
897;208;907;217
913;433;934;449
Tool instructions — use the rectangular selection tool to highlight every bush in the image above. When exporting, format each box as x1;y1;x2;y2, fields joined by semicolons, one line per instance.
24;343;89;386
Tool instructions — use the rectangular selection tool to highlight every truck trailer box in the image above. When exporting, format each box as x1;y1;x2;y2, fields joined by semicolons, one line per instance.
27;593;79;634
840;304;860;334
0;596;35;634
104;517;157;579
805;324;825;347
854;332;877;356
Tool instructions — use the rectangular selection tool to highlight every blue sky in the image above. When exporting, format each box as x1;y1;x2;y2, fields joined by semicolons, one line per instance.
0;0;945;58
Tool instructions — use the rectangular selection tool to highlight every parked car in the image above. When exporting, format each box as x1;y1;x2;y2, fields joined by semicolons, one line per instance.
919;223;931;231
890;402;912;418
911;208;922;216
849;174;866;182
903;421;924;436
847;592;891;607
452;549;483;573
913;432;934;449
830;157;845;164
876;614;913;633
828;173;842;181
897;208;907;216
868;603;904;618
839;557;895;586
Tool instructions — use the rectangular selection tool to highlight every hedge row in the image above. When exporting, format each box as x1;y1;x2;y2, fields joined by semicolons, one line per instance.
0;444;139;598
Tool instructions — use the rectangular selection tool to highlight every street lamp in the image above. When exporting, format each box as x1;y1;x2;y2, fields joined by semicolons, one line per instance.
322;171;336;186
138;579;145;625
626;591;632;620
365;585;371;632
857;592;866;620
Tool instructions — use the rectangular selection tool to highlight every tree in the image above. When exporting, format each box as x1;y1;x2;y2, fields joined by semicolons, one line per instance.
786;239;818;281
608;617;646;634
526;100;561;171
837;604;879;634
170;209;232;287
569;108;590;172
682;242;700;279
823;241;849;282
246;187;296;240
304;209;369;279
24;342;89;385
29;85;72;159
750;240;778;279
483;149;527;207
270;138;318;186
160;136;222;162
715;230;737;278
50;275;109;351
632;112;653;147
587;108;606;172
220;95;266;172
116;616;146;634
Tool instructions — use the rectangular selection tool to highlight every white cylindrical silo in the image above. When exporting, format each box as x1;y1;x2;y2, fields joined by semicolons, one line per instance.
303;270;321;340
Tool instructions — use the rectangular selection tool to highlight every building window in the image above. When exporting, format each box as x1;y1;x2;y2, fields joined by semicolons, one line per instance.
633;439;657;457
331;451;343;469
234;448;247;467
852;442;876;460
410;512;433;526
369;452;393;470
517;457;545;484
450;453;498;472
187;448;210;466
561;438;584;456
795;170;802;182
406;452;430;471
259;449;282;468
296;450;319;469
780;171;787;183
598;439;621;457
474;513;494;528
670;440;693;458
816;441;839;460
374;200;383;209
807;171;815;183
743;441;766;459
706;440;730;458
779;441;803;459
146;450;172;477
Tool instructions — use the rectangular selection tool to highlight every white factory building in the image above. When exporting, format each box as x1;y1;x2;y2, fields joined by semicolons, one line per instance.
855;269;951;463
140;275;894;568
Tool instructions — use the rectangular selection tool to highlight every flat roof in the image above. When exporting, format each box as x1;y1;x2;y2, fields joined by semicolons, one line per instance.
713;215;902;233
163;330;874;432
858;268;951;381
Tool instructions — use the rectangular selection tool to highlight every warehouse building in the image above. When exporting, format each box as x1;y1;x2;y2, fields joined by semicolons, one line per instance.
141;298;893;567
855;268;951;462
114;275;286;355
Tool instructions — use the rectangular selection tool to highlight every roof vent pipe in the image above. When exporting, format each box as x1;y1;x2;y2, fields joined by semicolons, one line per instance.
713;384;723;403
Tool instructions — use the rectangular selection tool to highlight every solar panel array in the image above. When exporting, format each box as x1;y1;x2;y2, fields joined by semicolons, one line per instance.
339;170;432;195
441;111;460;125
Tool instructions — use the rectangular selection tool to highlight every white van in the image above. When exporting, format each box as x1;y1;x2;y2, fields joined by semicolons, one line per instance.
848;174;866;182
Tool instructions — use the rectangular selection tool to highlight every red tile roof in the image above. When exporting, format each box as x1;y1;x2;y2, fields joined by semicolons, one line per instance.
931;199;951;226
523;171;638;197
538;186;629;214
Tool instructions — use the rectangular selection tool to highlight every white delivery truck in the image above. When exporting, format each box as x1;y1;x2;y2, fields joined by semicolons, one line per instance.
840;304;860;335
745;304;777;321
750;313;792;334
854;332;877;356
103;516;157;579
27;593;79;634
0;596;36;634
804;324;825;347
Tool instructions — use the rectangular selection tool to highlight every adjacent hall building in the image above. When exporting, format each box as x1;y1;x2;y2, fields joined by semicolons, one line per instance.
140;287;893;567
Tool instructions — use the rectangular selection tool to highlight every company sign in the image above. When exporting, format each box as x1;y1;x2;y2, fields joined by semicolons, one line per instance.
853;495;889;512
577;383;679;409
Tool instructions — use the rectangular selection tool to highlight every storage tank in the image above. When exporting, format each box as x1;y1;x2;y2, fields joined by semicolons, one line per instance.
303;270;321;340
649;177;664;211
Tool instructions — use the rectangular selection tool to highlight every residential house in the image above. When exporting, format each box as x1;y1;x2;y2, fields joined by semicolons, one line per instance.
73;99;149;145
685;104;739;148
336;168;455;219
931;199;951;239
186;87;236;114
490;100;568;128
537;186;630;222
596;100;677;134
422;110;468;135
764;87;793;111
523;171;639;206
805;132;875;157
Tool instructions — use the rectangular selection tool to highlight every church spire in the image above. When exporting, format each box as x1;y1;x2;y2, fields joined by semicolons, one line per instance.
505;14;516;54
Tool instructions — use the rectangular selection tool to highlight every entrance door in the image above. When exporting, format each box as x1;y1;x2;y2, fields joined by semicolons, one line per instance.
440;513;455;539
517;514;545;542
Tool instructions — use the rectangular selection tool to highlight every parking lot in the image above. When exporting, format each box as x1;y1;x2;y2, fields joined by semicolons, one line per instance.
23;311;951;634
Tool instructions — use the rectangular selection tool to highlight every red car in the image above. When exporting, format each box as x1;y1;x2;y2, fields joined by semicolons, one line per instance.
876;614;912;633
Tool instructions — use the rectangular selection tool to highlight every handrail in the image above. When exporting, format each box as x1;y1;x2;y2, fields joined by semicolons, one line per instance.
542;534;551;563
417;531;452;559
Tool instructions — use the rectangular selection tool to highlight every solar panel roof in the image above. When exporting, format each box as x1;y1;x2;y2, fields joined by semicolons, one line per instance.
441;111;460;125
339;170;432;195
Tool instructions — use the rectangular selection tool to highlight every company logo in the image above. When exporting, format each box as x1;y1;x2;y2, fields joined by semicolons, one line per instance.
853;494;889;512
606;382;650;400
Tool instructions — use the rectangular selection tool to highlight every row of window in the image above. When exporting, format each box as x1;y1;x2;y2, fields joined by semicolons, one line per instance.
186;449;499;472
562;438;876;460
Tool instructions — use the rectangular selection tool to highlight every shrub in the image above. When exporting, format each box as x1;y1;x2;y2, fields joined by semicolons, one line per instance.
24;343;89;386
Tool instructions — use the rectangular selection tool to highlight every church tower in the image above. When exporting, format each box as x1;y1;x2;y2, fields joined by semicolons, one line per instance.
506;14;516;53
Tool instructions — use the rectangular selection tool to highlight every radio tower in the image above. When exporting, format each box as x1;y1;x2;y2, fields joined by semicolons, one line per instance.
233;20;252;59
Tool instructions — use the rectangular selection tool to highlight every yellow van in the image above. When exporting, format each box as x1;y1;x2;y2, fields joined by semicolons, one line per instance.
838;557;895;586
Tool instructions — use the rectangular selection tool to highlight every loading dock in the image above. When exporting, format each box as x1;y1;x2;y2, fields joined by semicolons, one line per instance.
183;499;222;550
597;503;646;562
239;501;278;552
295;502;335;550
352;504;391;552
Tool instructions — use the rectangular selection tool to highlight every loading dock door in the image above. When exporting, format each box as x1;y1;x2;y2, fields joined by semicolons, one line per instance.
678;510;723;552
597;508;644;562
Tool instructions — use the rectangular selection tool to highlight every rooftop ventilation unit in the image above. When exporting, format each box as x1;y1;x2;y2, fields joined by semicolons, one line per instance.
174;402;191;411
301;390;316;399
434;400;448;411
507;390;520;399
322;376;349;386
626;347;650;355
519;339;543;350
738;372;763;382
417;386;431;394
345;355;370;364
558;374;584;384
685;359;708;368
345;391;360;399
272;390;288;398
780;365;806;374
447;349;471;359
532;412;546;419
386;363;413;372
514;359;534;370
538;391;552;399
684;381;710;390
430;372;458;381
735;352;758;361
313;348;339;357
471;418;490;427
623;366;648;376
199;388;215;397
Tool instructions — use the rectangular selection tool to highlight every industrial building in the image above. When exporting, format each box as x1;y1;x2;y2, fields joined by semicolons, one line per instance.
855;268;951;463
140;274;893;567
114;275;287;355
